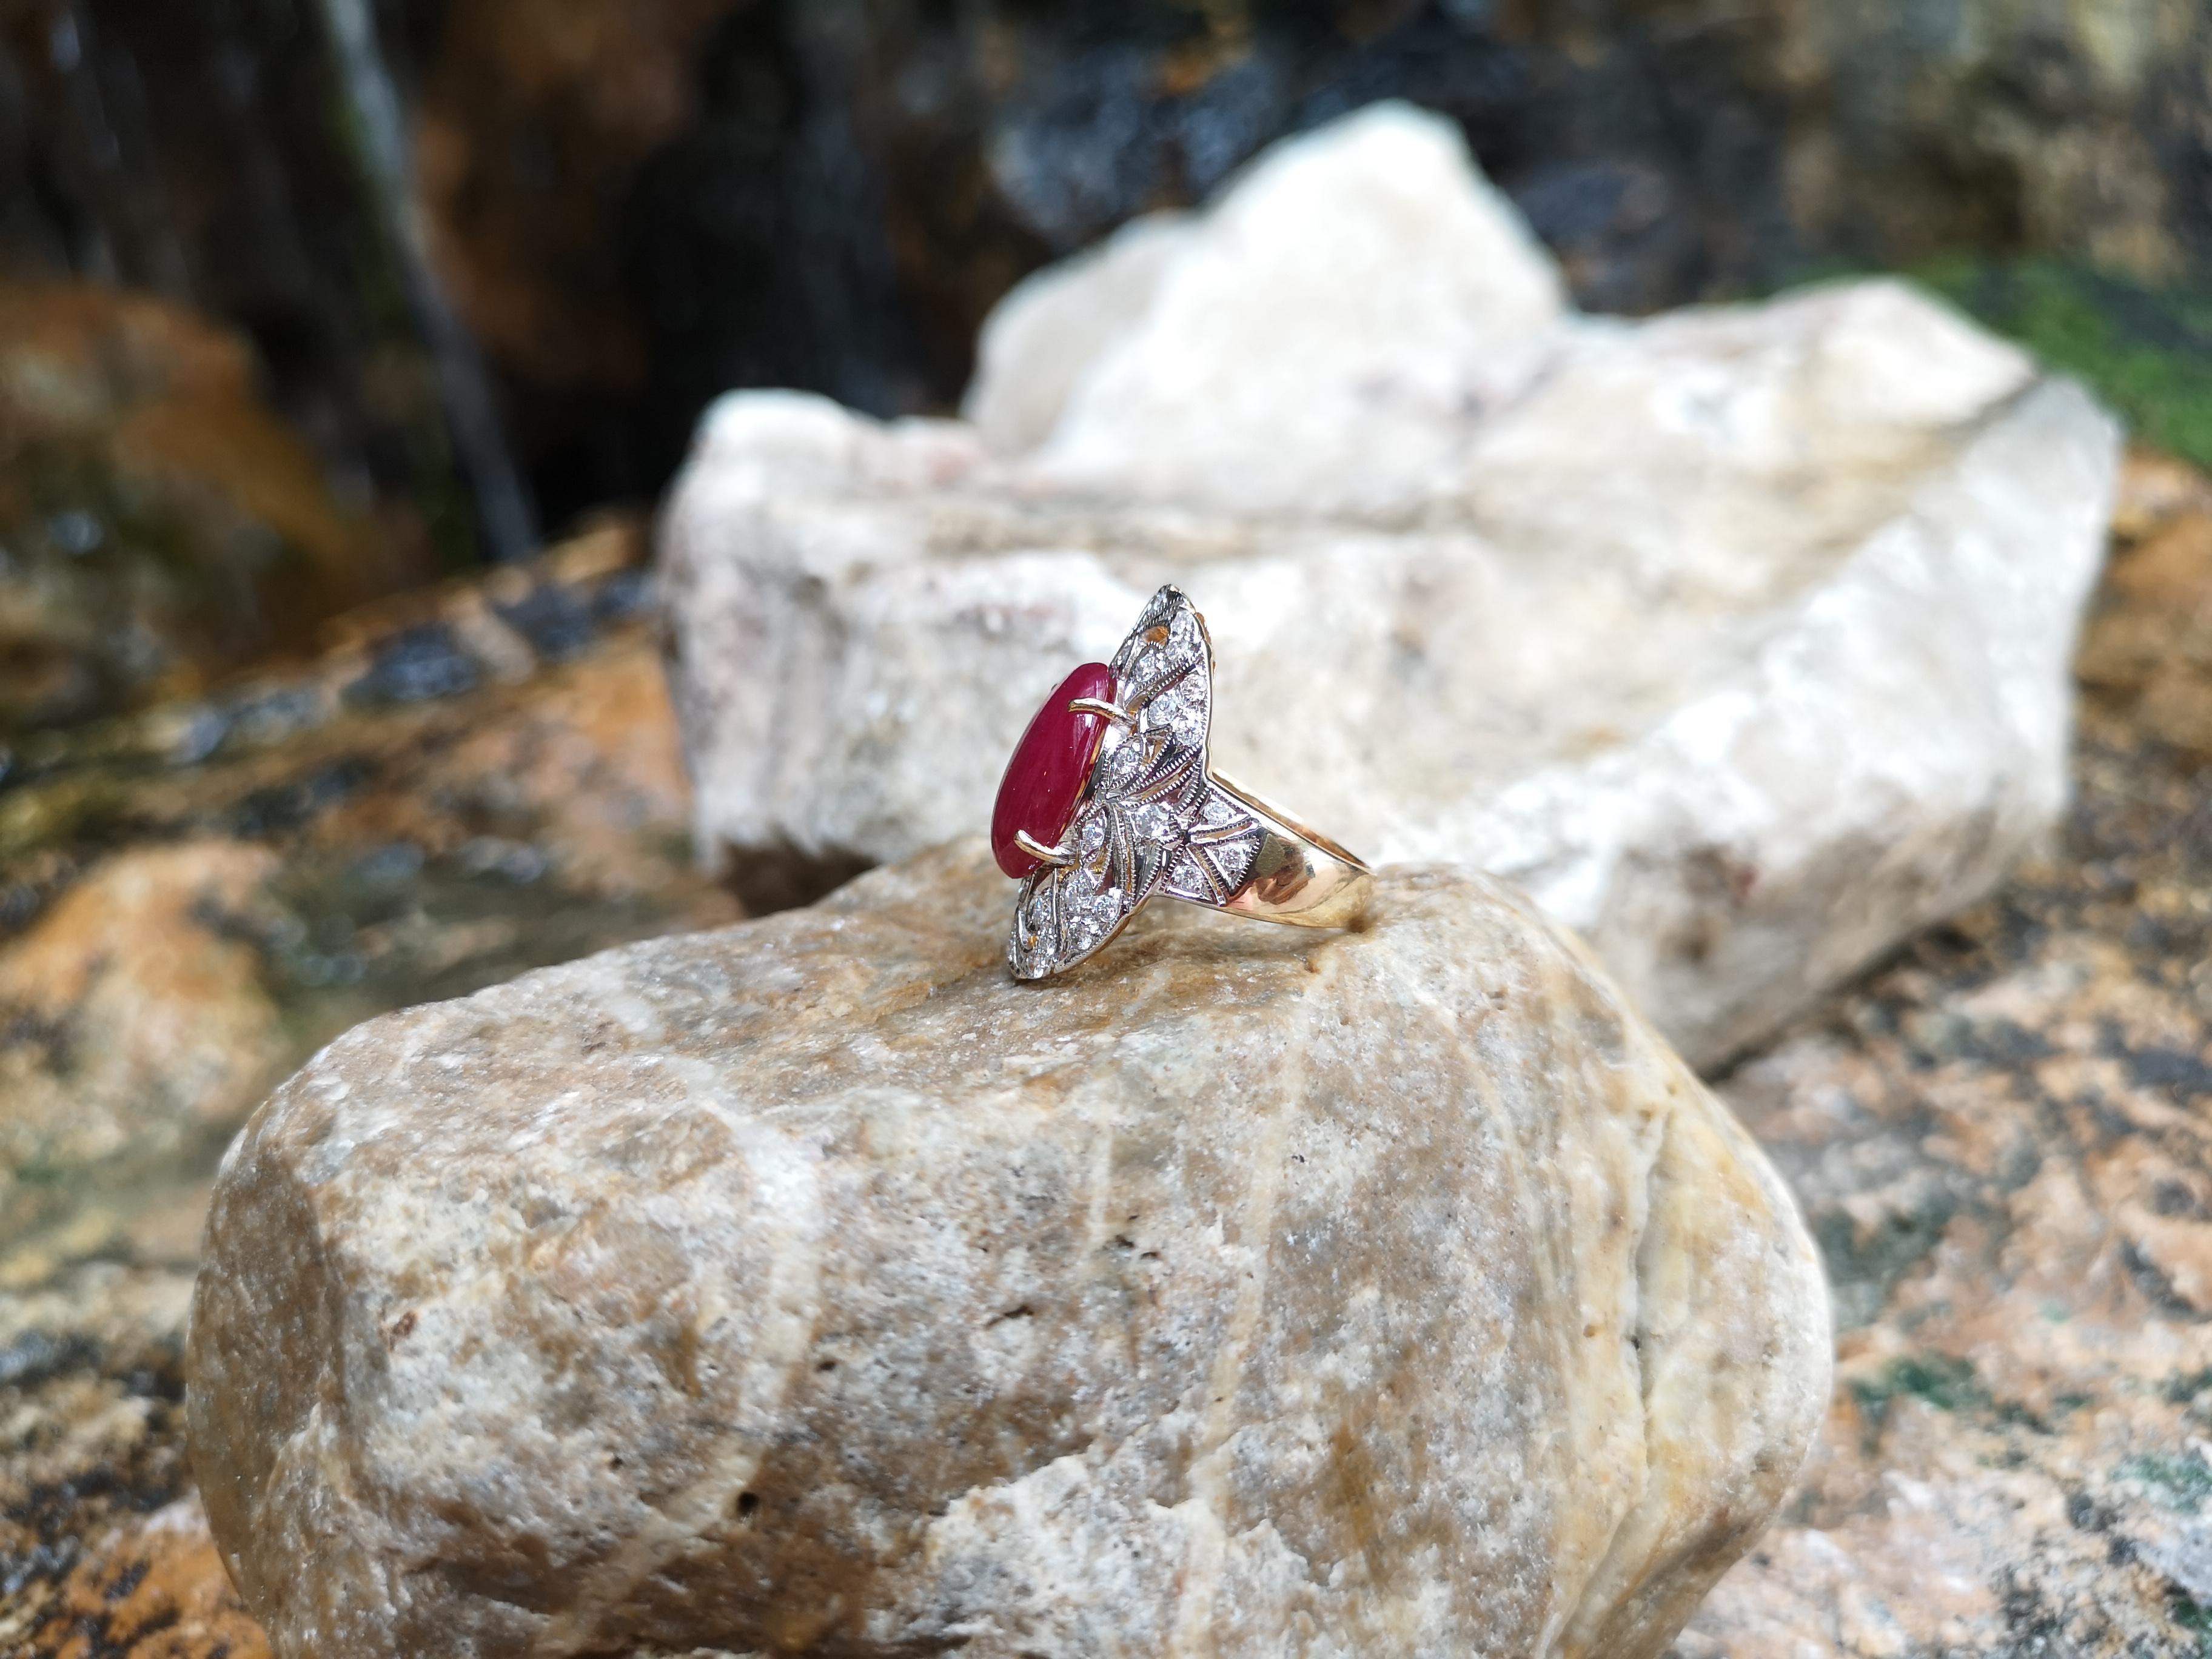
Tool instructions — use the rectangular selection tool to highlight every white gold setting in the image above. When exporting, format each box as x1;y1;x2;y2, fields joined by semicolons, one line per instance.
1007;585;1368;980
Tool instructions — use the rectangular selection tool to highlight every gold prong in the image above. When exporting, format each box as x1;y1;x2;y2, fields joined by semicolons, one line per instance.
1067;696;1134;728
1015;830;1077;866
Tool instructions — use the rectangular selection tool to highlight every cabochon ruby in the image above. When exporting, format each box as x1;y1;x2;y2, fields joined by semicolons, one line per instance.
992;662;1115;879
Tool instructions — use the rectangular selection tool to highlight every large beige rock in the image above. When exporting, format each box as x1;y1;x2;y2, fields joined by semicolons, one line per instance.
187;840;1829;1659
660;103;2120;1070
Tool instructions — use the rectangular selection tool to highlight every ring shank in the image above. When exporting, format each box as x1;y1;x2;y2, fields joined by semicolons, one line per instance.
1200;771;1373;928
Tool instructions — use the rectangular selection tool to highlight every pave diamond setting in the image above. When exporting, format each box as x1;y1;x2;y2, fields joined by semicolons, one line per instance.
1007;586;1266;980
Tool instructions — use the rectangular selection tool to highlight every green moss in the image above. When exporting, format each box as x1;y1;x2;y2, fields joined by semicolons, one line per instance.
1908;257;2212;469
2118;1451;2212;1510
1814;1196;1959;1332
1849;1352;1987;1449
2173;1590;2212;1656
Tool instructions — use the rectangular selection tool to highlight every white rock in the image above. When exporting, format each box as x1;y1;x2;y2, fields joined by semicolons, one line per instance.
964;211;1196;457
1024;101;1568;517
659;104;2120;1070
187;842;1830;1659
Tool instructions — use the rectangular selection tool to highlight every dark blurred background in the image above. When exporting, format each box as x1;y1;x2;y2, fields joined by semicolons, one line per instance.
2;0;2211;736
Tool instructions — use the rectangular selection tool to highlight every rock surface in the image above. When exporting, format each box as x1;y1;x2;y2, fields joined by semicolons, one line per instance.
964;212;1195;459
1007;106;1566;515
0;520;740;1265
187;840;1829;1659
0;283;430;736
660;102;2122;1068
1669;451;2212;1658
16;0;2207;531
0;527;748;1659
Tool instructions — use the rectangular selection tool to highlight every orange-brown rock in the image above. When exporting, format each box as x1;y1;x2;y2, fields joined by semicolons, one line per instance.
2076;447;2212;756
0;283;424;734
0;840;293;1253
1;1496;272;1659
1;526;738;1267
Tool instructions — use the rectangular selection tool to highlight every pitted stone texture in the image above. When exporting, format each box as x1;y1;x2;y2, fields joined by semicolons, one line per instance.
662;155;2117;1068
187;840;1828;1659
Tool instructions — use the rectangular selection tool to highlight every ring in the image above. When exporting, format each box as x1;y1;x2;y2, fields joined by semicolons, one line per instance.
993;585;1375;980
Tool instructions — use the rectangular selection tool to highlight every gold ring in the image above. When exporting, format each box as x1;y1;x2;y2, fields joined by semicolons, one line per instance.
991;585;1375;979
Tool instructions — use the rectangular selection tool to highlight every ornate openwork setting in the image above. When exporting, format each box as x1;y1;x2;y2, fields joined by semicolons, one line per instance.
995;586;1374;980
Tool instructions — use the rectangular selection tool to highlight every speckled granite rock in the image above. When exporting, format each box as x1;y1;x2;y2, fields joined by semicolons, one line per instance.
1677;452;2212;1657
661;103;2122;1070
0;1238;264;1659
187;843;1828;1659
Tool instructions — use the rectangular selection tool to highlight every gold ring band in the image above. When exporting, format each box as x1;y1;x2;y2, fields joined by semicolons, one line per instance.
1207;771;1375;930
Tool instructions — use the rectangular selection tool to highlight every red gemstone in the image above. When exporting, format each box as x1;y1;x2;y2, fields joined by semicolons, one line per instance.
992;662;1114;879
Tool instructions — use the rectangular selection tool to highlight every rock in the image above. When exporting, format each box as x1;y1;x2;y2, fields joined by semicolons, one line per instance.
0;840;293;1251
187;840;1829;1659
0;523;739;1270
0;13;483;569
1;1235;222;1658
2076;447;2212;756
25;457;2198;1658
964;212;1195;458
1671;449;2212;1657
0;527;743;1653
2;1495;271;1659
14;0;2207;539
0;283;426;735
420;0;2212;509
659;103;2122;1068
1684;798;2212;1643
1009;105;1567;515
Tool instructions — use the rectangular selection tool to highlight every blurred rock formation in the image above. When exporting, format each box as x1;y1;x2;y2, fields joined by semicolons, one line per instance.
0;518;740;1267
9;446;2212;1659
0;282;427;736
0;0;475;564
660;105;2122;1070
